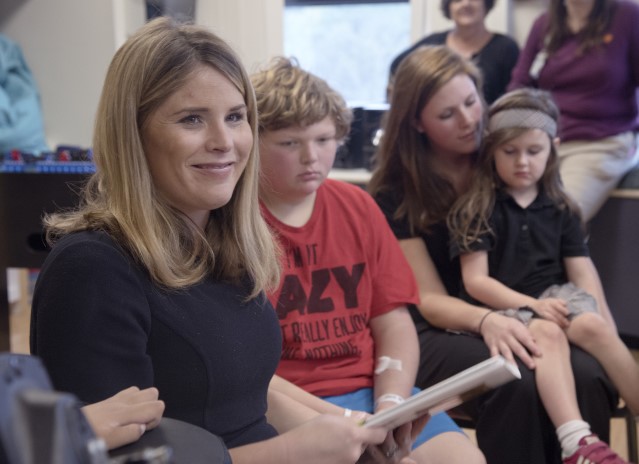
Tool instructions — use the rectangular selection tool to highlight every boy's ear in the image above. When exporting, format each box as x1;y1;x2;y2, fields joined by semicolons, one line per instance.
553;136;561;148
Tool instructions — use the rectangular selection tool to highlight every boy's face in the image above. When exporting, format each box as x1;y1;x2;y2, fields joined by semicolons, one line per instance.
259;117;338;202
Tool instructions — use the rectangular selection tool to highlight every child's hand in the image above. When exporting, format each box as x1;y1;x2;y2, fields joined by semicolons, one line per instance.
530;298;570;328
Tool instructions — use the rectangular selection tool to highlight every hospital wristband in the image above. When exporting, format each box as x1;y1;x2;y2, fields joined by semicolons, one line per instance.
375;393;405;409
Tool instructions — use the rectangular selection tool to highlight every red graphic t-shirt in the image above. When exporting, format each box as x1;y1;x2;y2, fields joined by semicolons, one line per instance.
262;179;419;396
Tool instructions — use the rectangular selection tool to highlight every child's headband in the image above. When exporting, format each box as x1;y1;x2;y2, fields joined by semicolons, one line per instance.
488;109;557;138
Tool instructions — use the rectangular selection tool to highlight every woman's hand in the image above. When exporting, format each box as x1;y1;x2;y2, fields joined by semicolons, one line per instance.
359;423;411;464
81;386;165;450
480;312;541;369
286;414;387;464
358;411;429;464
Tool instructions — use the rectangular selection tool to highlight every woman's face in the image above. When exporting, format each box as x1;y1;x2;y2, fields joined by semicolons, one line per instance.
415;73;483;159
142;65;253;229
449;0;487;28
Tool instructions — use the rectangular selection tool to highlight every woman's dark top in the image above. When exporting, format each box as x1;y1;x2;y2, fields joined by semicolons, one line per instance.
374;190;460;327
30;230;282;448
390;31;520;104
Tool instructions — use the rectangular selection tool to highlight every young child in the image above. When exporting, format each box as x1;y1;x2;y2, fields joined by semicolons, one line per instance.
448;87;638;464
252;57;486;464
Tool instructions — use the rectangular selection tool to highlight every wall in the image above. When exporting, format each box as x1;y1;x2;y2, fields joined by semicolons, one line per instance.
511;0;548;45
0;0;544;149
197;0;283;75
0;0;146;149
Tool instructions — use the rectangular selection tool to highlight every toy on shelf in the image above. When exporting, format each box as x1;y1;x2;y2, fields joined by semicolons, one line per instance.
0;146;95;173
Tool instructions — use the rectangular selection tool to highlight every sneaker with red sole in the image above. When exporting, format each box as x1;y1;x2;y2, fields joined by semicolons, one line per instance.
563;434;631;464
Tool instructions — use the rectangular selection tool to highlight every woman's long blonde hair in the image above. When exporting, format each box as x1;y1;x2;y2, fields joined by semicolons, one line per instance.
368;46;483;234
448;88;581;251
45;17;279;297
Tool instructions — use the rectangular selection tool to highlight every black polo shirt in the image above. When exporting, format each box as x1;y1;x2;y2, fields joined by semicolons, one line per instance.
452;190;588;299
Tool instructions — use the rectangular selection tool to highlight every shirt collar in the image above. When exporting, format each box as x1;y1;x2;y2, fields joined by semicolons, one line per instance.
497;187;554;210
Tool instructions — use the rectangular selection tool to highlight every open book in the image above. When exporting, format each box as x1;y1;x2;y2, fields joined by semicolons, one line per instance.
364;355;521;430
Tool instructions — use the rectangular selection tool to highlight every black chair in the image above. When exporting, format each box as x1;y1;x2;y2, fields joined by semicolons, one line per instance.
589;189;639;349
110;417;231;463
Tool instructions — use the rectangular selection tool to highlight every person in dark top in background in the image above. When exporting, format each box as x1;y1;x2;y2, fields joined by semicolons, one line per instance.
30;17;389;464
388;0;519;104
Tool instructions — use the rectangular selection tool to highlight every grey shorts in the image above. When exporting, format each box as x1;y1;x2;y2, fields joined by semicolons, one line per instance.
498;282;598;326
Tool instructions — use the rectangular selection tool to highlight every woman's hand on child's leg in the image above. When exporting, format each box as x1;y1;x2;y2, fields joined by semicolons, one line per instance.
480;313;541;369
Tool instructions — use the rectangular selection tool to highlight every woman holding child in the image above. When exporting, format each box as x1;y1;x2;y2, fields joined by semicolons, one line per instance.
368;45;619;464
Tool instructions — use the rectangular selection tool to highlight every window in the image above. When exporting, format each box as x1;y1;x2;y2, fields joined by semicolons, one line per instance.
146;0;195;21
284;1;410;104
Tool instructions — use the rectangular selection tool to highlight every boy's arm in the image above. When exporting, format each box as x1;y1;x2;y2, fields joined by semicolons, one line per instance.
461;251;569;328
564;256;617;331
369;306;418;411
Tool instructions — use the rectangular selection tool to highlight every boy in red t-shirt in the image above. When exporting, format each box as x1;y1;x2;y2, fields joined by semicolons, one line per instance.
251;57;485;464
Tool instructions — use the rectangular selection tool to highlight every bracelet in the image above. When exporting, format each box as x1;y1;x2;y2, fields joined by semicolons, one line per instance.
375;393;405;409
343;408;352;418
477;311;494;334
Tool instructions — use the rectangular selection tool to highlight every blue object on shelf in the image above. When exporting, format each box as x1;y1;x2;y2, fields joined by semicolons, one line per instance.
0;148;95;173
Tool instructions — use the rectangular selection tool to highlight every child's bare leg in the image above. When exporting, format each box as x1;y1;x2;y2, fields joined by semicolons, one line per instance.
566;312;639;414
528;319;584;426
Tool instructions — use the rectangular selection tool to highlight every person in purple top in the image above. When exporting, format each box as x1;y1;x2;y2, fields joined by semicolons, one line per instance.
508;0;639;222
